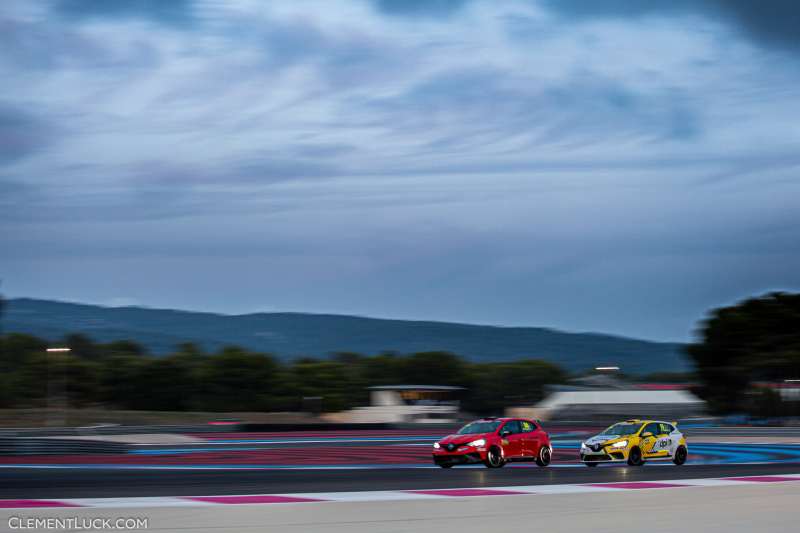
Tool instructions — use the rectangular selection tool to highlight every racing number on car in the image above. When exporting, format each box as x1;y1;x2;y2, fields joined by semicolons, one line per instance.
658;438;670;449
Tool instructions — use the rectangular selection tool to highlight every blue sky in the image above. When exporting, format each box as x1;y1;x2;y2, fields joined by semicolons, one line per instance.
2;0;799;341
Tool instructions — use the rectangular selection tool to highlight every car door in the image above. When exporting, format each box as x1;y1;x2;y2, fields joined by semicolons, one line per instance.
641;422;670;458
659;423;679;457
519;419;539;457
499;420;524;458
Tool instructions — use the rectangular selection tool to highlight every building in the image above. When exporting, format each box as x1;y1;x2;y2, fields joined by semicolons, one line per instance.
328;385;464;423
516;375;706;422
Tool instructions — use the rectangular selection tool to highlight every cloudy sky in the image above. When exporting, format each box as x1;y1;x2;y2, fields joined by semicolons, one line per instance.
2;0;799;341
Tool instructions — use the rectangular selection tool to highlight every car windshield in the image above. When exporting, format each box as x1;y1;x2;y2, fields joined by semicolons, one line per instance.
602;423;642;436
457;421;501;435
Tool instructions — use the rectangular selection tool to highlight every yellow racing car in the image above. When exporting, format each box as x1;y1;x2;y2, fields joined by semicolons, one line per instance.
580;419;687;466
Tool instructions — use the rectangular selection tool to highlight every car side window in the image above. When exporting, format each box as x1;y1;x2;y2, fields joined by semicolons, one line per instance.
642;423;659;436
659;423;673;435
520;420;536;433
503;420;522;435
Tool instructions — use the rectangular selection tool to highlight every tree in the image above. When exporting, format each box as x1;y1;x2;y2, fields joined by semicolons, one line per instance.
65;333;100;360
399;352;468;386
687;292;800;414
103;340;146;357
464;359;566;415
1;333;47;373
197;347;280;411
129;356;196;410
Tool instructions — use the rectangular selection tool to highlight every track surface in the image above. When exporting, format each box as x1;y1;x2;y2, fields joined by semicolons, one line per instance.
3;427;800;499
5;462;800;499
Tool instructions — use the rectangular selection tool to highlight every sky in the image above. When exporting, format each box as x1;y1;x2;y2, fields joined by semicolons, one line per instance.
1;0;799;342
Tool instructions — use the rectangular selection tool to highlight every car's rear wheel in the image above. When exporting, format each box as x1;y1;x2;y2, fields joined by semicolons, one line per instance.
536;446;551;467
627;446;644;466
673;445;687;465
484;446;505;468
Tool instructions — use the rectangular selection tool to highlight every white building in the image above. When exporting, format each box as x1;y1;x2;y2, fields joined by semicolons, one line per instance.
513;375;706;421
329;385;464;423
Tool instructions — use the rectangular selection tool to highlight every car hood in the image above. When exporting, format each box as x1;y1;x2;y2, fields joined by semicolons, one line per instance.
439;433;489;446
584;434;626;446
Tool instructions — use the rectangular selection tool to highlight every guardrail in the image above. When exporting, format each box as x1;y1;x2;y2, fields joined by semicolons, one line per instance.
0;437;130;455
684;426;800;437
0;424;227;438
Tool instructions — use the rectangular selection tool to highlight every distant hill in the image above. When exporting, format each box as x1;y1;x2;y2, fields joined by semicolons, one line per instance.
3;298;689;373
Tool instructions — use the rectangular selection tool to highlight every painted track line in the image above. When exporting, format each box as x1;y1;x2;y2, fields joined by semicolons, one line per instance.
2;474;799;509
2;460;798;471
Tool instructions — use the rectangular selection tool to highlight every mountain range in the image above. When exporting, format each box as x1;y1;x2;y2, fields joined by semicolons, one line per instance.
3;298;689;373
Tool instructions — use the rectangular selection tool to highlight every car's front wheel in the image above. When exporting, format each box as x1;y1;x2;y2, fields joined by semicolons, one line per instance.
484;446;505;468
627;447;644;466
536;446;551;467
673;445;687;465
585;462;598;467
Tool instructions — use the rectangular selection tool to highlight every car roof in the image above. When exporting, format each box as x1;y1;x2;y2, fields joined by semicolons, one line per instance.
620;419;677;425
475;417;539;423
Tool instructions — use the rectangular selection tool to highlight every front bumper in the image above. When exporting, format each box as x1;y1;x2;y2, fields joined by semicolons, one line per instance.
580;448;627;463
433;452;484;466
432;445;487;466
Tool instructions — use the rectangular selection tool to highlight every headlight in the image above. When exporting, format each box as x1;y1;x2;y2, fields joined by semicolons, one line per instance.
467;438;486;447
433;442;441;449
580;442;588;450
611;440;628;448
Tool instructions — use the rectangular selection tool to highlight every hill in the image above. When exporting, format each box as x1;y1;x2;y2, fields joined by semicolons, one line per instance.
3;298;689;373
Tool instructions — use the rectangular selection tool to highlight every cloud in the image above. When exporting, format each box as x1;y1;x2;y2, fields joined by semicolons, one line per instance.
364;67;701;161
54;0;194;27
1;1;799;340
0;104;53;163
372;0;471;17
0;14;160;71
541;0;800;50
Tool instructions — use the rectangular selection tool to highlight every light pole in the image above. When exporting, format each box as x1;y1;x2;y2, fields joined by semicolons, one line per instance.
46;347;71;427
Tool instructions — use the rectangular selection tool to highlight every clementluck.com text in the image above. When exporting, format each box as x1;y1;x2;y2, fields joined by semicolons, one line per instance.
8;516;148;530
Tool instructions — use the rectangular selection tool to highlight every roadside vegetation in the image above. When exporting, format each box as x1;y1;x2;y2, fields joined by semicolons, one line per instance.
0;334;565;415
686;292;800;417
0;292;798;418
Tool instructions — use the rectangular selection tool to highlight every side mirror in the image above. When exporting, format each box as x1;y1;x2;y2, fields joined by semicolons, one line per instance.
500;430;511;437
641;432;653;438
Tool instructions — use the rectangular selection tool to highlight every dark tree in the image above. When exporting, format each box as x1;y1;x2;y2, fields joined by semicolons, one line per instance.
65;333;100;360
687;292;800;414
103;340;146;356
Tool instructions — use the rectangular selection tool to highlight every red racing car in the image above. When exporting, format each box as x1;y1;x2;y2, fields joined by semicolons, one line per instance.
432;417;552;468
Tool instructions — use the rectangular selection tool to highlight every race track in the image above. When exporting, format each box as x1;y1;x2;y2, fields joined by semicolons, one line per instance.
2;427;800;499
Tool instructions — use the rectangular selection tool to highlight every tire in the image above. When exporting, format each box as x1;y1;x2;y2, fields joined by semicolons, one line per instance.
536;446;551;467
673;445;687;465
484;446;505;468
627;446;644;466
438;463;454;468
585;462;598;467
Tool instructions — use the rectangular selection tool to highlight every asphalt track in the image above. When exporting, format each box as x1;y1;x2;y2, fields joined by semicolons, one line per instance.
3;427;800;498
5;461;800;499
3;428;799;533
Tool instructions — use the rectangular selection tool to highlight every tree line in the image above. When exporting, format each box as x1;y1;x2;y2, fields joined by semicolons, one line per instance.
0;333;566;414
1;291;799;417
